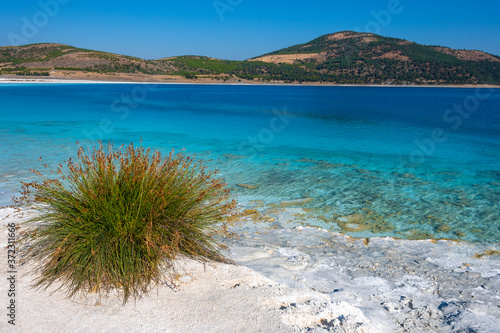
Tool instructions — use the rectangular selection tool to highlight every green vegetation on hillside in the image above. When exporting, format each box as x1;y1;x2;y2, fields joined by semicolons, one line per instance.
257;31;500;84
1;32;499;85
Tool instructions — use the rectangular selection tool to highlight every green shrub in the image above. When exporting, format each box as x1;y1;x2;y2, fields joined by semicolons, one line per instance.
183;72;198;79
16;143;236;303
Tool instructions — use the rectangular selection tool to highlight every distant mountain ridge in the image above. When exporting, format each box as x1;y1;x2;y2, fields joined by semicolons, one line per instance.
250;31;500;84
256;31;499;62
1;31;499;85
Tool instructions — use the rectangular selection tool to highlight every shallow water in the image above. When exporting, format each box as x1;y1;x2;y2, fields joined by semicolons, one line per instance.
0;83;499;242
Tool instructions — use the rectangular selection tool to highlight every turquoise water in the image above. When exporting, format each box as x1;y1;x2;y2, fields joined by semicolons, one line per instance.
1;83;499;242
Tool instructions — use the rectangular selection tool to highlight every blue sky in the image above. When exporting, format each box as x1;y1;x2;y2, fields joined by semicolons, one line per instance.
1;0;499;60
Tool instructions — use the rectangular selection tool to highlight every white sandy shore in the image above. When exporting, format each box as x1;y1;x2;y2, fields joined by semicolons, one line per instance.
0;78;169;85
1;76;499;89
0;208;374;333
2;207;500;332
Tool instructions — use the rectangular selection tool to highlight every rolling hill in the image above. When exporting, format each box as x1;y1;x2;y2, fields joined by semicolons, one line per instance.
250;31;500;84
1;31;499;85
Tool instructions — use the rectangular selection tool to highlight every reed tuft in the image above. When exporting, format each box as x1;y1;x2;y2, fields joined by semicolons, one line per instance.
15;143;236;304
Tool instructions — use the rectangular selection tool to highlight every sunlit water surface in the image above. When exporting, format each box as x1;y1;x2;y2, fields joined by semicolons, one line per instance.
0;84;499;242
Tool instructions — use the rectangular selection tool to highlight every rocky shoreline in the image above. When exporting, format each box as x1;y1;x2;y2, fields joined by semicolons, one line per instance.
226;223;500;332
218;199;500;332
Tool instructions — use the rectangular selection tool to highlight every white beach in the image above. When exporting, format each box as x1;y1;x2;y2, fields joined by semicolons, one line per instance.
2;207;500;332
1;76;499;89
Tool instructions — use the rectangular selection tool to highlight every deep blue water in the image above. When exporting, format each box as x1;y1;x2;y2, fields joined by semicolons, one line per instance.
1;83;499;242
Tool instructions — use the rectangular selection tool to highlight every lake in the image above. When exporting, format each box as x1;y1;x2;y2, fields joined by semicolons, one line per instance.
1;83;499;242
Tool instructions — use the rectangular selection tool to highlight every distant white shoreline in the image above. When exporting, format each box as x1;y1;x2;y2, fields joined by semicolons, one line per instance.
1;77;499;88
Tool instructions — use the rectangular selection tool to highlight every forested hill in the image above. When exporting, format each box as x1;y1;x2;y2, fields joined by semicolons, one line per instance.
1;31;499;85
251;31;500;84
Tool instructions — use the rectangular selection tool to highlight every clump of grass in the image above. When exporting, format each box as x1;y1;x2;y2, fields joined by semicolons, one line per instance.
15;143;236;303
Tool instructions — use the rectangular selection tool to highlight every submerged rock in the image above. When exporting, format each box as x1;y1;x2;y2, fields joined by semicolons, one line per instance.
223;153;245;159
336;213;370;232
401;230;435;240
337;213;366;224
336;211;395;234
237;183;259;190
269;197;314;208
436;225;452;233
